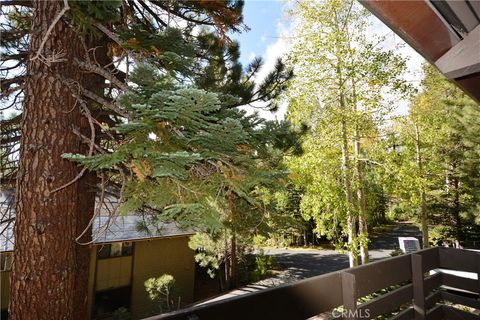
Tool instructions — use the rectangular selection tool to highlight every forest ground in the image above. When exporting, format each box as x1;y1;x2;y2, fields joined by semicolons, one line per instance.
197;223;421;305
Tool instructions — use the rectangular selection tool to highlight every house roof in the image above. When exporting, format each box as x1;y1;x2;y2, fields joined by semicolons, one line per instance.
0;190;194;252
360;0;480;103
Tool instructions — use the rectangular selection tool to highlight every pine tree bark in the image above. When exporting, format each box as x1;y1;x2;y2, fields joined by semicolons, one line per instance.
10;1;97;319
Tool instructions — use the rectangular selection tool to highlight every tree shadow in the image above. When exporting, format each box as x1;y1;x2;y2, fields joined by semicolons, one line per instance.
271;252;349;279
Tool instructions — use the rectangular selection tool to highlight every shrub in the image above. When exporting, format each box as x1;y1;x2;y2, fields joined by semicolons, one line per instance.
144;274;180;313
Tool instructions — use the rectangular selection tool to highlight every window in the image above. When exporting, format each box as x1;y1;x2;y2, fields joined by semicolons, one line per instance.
110;243;122;257
93;286;131;319
0;252;12;271
97;242;134;259
122;242;133;255
97;245;111;259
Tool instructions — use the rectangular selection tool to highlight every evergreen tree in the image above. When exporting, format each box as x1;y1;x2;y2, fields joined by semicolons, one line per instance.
1;1;294;316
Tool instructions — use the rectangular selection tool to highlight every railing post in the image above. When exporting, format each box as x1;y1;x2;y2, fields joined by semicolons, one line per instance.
341;271;357;320
477;252;480;294
411;254;426;320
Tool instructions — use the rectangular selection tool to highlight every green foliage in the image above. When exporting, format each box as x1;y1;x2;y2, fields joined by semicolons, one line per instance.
284;0;410;257
68;0;121;36
389;246;404;257
56;0;296;289
189;232;227;278
144;274;180;313
388;64;480;245
2;0;305;314
250;251;277;282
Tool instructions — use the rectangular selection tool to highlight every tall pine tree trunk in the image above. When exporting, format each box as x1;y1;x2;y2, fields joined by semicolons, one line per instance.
414;123;429;248
10;2;96;319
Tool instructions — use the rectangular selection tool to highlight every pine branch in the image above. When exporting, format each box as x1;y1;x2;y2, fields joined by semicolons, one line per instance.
0;0;32;7
71;127;106;154
0;114;21;127
0;135;21;145
0;30;29;43
1;76;25;92
126;0;154;31
80;87;129;119
136;0;168;28
74;58;129;91
151;1;217;27
93;22;142;65
1;52;29;62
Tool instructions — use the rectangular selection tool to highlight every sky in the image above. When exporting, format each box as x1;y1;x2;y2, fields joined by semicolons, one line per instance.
232;1;286;67
0;1;426;121
230;0;426;121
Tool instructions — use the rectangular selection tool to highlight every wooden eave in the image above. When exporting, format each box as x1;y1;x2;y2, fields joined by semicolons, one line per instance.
360;0;480;103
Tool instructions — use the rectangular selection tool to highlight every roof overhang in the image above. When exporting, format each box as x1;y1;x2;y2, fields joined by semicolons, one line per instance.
360;0;480;103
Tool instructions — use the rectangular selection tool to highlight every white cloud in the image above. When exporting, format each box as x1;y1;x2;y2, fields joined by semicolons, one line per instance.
248;51;257;61
242;3;426;122
366;15;426;116
255;30;288;82
241;20;291;121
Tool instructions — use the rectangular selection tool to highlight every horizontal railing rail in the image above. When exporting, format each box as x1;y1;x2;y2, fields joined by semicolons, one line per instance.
145;247;479;320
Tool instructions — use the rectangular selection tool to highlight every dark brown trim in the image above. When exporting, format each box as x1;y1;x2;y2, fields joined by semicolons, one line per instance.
455;71;480;102
93;233;194;246
359;0;459;63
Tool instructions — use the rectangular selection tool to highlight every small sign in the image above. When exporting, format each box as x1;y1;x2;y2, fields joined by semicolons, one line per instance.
398;237;420;254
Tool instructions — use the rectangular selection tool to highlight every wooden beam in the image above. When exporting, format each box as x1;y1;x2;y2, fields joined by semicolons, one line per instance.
435;25;480;79
359;0;459;63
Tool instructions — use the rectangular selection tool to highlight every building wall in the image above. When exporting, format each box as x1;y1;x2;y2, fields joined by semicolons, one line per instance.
1;270;11;310
96;255;132;291
130;236;195;319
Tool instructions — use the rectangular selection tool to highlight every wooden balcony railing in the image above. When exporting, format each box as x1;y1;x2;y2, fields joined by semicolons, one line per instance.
146;247;479;320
